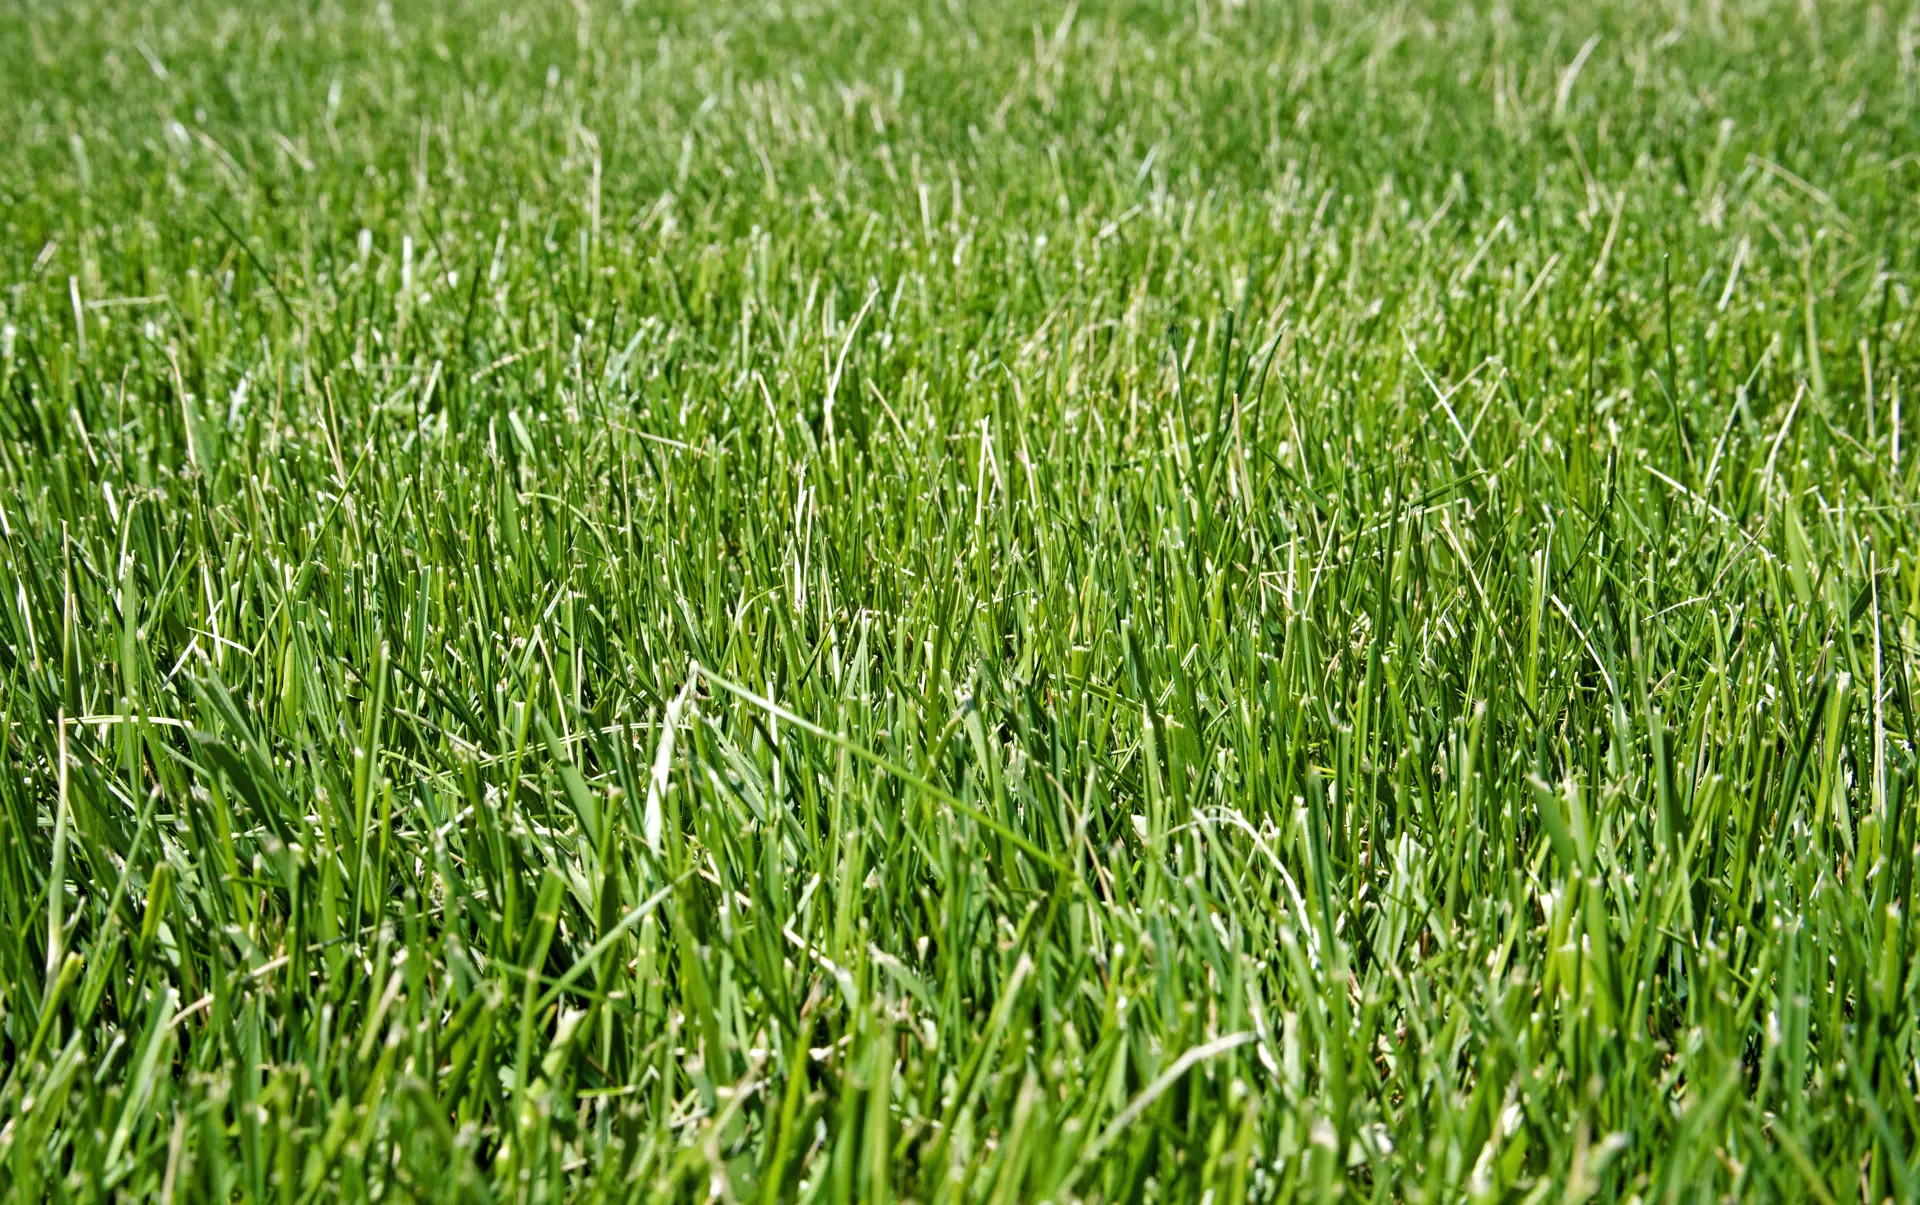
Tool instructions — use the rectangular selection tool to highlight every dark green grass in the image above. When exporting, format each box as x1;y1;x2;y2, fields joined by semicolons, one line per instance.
3;0;1920;1199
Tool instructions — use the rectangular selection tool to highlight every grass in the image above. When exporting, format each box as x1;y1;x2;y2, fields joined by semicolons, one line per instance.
1;0;1919;1199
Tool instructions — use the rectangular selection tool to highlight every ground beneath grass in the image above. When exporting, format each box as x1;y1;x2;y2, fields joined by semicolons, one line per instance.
3;0;1919;1200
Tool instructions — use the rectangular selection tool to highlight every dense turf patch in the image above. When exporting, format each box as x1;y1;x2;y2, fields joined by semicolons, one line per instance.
2;0;1918;1199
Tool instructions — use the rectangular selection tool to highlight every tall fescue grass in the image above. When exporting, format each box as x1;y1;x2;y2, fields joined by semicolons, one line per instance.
2;0;1918;1199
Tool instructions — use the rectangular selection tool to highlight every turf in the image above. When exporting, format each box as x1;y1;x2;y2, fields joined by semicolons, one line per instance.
2;0;1918;1200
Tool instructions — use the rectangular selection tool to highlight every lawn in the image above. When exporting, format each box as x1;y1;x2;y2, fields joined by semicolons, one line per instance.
2;0;1918;1199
